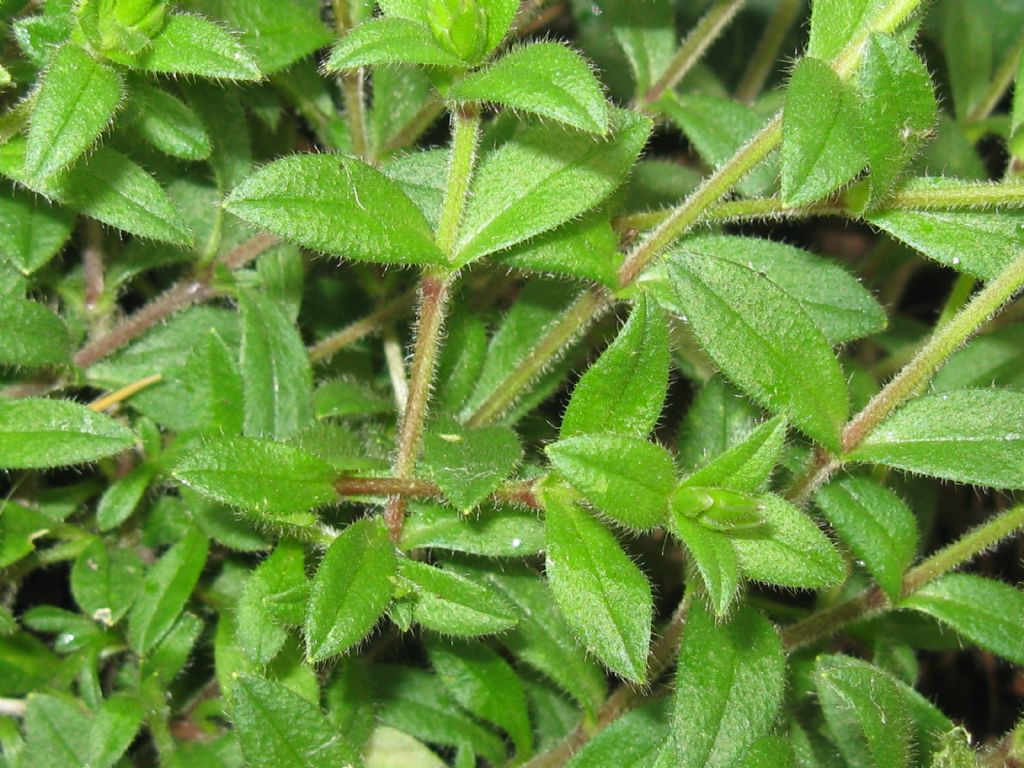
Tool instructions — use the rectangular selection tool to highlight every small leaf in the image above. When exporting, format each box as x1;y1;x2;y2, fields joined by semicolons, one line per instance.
181;329;244;436
127;528;209;654
232;674;359;768
659;604;785;768
96;464;155;531
422;423;522;511
86;695;143;768
225;154;446;266
565;699;668;768
903;573;1024;665
815;476;918;599
305;518;397;661
546;435;675;530
401;503;545;557
561;294;669;439
126;82;212;161
26;44;123;179
782;57;865;206
71;539;144;625
666;250;849;451
174;437;338;520
542;484;652;682
139;13;262;80
0;398;136;469
0;296;70;367
400;560;518;637
604;0;675;98
683;416;787;493
731;494;846;589
493;213;622;286
449;42;610;134
669;513;741;617
326;16;465;70
456;110;651;264
849;389;1024;489
815;656;913;768
0;189;76;274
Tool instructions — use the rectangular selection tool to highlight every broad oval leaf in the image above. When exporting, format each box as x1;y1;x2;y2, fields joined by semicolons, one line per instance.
543;485;652;682
0;296;70;368
0;399;136;469
139;13;262;81
401;504;545;557
305;518;397;661
173;437;338;520
449;42;610;134
849;389;1024;489
225;154;446;266
422;423;523;511
400;560;518;636
326;16;465;70
71;539;144;625
665;250;849;451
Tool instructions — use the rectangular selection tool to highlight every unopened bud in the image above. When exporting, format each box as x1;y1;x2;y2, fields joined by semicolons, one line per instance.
426;0;489;63
673;485;766;533
78;0;167;62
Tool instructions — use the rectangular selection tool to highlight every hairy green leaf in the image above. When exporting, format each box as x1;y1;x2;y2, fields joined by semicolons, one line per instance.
23;694;90;767
0;398;136;469
400;560;517;636
86;695;143;768
807;0;883;62
402;503;544;557
566;699;667;768
422;423;522;511
683;416;786;493
327;16;464;69
0;296;70;368
126;83;212;161
0;189;76;274
669;512;741;617
139;13;262;80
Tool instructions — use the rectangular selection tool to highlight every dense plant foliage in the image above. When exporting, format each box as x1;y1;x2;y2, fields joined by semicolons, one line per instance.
2;0;1024;765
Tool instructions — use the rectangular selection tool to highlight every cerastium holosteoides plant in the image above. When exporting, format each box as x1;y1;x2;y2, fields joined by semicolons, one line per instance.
3;0;1024;765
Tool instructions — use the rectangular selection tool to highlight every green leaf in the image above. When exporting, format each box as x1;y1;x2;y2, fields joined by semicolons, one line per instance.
866;206;1024;280
225;154;446;266
659;604;785;768
455;110;651;264
126;82;212;161
849;389;1024;489
675;377;761;471
669;512;741;617
449;42;609;134
0;189;76;274
546;435;675;530
86;695;143;768
96;464;155;531
400;560;518;636
26;44;123;179
422;423;522;511
401;503;545;557
566;699;668;768
181;329;244;436
314;378;392;420
70;539;144;625
858;34;936;205
236;571;288;666
139;13;262;80
326;16;465;70
933;325;1024;393
604;0;675;98
782;57;865;206
426;638;533;757
23;694;91;767
127;527;209;654
232;674;359;768
0;140;193;246
814;655;913;768
815;476;918;600
0;398;136;469
1014;53;1024;136
493;213;622;287
664;235;887;345
903;574;1024;665
250;542;308;627
240;290;314;440
0;503;53;569
174;438;338;520
807;0;882;62
683;416;786;493
666;250;849;451
560;294;669;439
940;0;992;120
542;484;652;682
305;518;397;661
0;296;70;367
731;494;846;589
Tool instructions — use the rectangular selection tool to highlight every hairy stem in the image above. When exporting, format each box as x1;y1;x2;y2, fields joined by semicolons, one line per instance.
308;288;417;363
333;0;369;160
436;108;482;258
82;219;105;317
735;0;803;103
335;475;541;509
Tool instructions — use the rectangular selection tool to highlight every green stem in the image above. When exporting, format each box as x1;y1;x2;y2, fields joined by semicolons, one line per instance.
464;287;612;428
935;272;977;329
436;108;482;259
967;30;1024;125
734;0;803;103
332;0;369;160
640;0;747;108
308;288;417;363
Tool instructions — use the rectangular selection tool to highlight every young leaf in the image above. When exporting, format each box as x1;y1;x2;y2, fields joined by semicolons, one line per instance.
326;16;465;70
225;154;446;266
731;494;846;589
400;560;518;636
0;398;136;469
448;42;610;134
422;423;522;511
174;438;338;520
455;110;651;264
0;189;76;275
401;503;545;557
543;485;652;682
857;34;937;205
669;512;741;618
782;57;865;206
666;250;849;451
26;44;123;179
139;13;262;80
96;464;155;531
902;574;1024;665
126;83;212;161
71;539;144;625
560;294;669;439
231;674;359;768
849;389;1024;489
0;296;70;367
240;290;314;440
814;656;913;768
683;416;787;493
127;528;209;654
815;476;918;599
305;518;397;661
659;604;785;768
546;435;675;530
